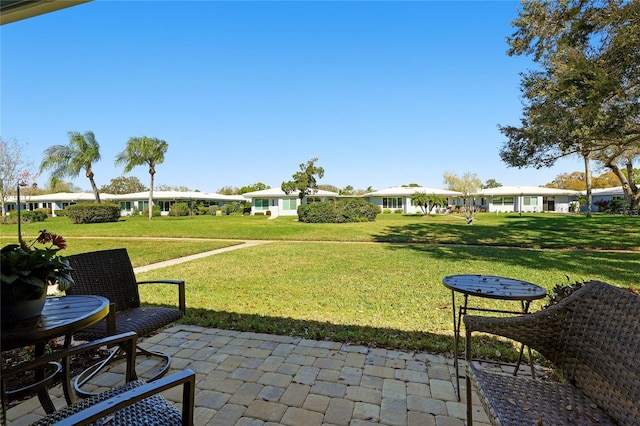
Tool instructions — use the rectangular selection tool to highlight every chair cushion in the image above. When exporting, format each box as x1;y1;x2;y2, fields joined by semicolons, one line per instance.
74;307;184;341
31;380;182;426
470;365;617;426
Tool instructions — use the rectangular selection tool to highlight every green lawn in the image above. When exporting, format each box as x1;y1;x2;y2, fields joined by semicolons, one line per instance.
2;212;638;361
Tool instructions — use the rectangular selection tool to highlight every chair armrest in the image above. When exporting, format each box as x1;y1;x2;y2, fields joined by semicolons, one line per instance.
1;332;137;381
50;369;196;426
137;279;186;314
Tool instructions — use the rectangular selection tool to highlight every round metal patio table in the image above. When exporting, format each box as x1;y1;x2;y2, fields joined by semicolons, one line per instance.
442;274;547;400
1;295;110;413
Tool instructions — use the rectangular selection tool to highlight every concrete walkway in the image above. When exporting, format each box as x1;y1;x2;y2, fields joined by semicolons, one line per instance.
133;240;273;273
6;325;496;425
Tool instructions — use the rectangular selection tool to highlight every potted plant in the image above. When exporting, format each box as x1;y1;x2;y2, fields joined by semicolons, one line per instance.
1;230;74;323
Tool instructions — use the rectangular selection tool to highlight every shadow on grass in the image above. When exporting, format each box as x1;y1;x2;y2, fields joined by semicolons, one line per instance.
373;213;640;251
166;306;523;362
379;243;639;287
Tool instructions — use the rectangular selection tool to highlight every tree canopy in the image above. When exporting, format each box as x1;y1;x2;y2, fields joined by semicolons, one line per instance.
281;157;325;200
99;176;148;194
545;170;622;190
40;131;102;202
442;171;482;203
499;0;640;208
115;136;168;220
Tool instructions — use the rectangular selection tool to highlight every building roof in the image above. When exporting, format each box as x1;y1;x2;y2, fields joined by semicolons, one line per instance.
362;186;463;197
476;186;580;196
111;191;246;202
241;188;339;198
585;186;625;196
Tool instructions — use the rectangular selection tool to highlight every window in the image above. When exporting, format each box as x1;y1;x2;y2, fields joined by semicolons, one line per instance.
282;198;297;210
523;196;538;206
120;201;132;210
254;199;269;211
306;197;321;204
382;197;403;209
138;201;149;211
493;197;514;206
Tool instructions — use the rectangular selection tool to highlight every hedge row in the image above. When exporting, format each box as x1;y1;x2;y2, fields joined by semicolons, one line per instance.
297;198;379;223
64;203;121;224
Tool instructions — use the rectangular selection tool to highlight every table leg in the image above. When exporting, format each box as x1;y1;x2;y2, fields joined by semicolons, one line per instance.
61;334;76;406
513;301;536;379
452;292;468;401
34;343;56;414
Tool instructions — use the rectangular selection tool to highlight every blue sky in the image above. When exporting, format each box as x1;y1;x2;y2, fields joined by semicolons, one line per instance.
1;0;584;193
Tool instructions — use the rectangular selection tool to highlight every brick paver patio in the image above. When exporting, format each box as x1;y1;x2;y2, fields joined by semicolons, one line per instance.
6;325;494;425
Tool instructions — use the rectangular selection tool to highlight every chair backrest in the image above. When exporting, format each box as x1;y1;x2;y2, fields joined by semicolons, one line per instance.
547;281;640;424
66;248;141;312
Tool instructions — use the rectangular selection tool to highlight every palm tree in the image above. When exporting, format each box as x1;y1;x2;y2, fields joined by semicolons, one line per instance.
115;136;168;220
40;131;102;202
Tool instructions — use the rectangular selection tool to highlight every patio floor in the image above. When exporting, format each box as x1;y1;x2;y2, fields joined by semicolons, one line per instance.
6;325;497;425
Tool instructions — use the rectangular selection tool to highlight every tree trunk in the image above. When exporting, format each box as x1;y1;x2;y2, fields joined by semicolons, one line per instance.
89;177;101;203
583;155;592;218
148;172;154;220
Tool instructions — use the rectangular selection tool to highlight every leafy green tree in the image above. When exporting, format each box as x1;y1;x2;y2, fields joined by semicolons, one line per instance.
238;183;270;195
411;192;447;215
44;180;81;193
340;185;355;196
99;176;147;194
442;171;481;205
281;157;325;201
40;131;102;202
317;184;339;193
482;179;502;189
499;0;640;209
115;136;168;220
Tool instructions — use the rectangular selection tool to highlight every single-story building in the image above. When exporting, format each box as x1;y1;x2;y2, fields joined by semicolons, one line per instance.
241;188;338;217
476;186;580;213
3;192;115;216
3;191;246;217
362;186;463;214
111;191;246;216
587;186;626;211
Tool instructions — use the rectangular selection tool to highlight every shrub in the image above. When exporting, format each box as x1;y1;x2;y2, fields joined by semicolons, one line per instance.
21;210;49;223
298;198;378;223
394;209;403;214
209;205;218;215
383;209;392;214
142;206;161;217
169;202;190;216
65;203;121;224
197;206;209;215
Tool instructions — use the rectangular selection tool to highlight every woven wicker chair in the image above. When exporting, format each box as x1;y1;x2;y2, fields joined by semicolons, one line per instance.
464;280;640;425
65;248;186;393
1;332;195;426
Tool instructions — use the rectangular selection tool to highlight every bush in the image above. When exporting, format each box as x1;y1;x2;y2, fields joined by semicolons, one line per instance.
65;203;121;224
298;198;378;223
8;210;48;223
142;206;162;217
382;209;392;214
394;209;403;214
197;206;209;215
169;202;190;216
209;205;218;215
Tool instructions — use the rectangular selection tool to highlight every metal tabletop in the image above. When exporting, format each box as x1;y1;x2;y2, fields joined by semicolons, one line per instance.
1;295;110;413
2;295;110;351
442;274;547;301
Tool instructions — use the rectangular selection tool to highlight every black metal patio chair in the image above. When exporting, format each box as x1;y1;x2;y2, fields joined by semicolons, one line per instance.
1;332;195;426
65;248;186;395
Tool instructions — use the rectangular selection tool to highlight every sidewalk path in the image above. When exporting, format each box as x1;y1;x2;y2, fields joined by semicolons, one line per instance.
133;240;273;273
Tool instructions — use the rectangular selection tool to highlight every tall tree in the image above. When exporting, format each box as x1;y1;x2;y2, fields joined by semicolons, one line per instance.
40;131;102;202
115;136;168;220
99;176;148;194
0;137;36;221
442;171;482;205
482;179;503;189
281;157;325;201
499;0;640;209
238;182;269;195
